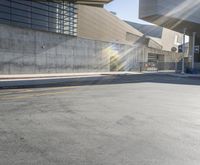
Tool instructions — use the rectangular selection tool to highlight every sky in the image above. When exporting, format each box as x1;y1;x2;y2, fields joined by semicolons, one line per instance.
105;0;150;24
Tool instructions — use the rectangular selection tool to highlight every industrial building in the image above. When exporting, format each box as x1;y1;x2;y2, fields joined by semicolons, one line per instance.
77;4;143;45
0;0;181;74
126;22;183;52
0;0;113;74
139;0;200;72
76;3;182;71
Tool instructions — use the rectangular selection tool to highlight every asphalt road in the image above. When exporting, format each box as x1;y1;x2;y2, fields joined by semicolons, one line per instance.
1;74;200;165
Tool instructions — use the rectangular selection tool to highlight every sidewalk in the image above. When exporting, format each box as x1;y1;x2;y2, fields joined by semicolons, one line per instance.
0;72;141;89
156;71;200;78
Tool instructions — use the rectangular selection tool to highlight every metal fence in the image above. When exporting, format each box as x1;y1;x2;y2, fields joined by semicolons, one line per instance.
139;62;177;72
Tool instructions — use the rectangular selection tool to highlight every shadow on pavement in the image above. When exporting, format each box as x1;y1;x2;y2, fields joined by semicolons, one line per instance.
2;73;200;89
70;74;200;86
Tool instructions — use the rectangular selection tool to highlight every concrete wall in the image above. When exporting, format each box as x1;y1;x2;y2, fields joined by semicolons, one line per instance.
0;23;145;74
0;24;111;74
126;21;183;52
147;38;163;50
146;29;183;52
77;5;142;45
161;28;183;51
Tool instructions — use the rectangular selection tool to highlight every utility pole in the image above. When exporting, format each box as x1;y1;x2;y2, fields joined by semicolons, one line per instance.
181;28;187;74
192;32;196;70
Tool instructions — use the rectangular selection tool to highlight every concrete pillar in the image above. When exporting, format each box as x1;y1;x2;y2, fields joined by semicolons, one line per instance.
181;28;187;74
192;32;196;69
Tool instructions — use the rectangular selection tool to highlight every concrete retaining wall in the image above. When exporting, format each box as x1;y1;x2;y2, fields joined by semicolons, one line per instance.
0;24;144;74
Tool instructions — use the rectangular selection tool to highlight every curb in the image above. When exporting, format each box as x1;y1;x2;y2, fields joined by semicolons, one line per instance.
0;75;112;89
157;72;200;79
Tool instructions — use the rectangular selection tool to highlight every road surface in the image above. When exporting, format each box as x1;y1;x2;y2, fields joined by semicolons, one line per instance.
1;74;200;165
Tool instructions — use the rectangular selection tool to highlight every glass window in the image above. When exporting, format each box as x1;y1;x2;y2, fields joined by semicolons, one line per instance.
0;0;10;6
0;0;77;36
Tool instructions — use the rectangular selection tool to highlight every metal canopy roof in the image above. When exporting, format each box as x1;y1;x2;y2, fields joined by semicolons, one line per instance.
44;0;112;5
75;0;112;5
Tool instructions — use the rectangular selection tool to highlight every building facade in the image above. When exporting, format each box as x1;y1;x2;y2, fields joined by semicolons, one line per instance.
139;0;200;71
0;0;115;74
77;4;181;71
77;4;143;45
0;0;112;36
0;0;78;36
126;21;183;52
0;0;180;74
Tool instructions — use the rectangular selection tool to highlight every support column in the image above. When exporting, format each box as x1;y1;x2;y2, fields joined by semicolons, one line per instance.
181;28;187;74
192;32;196;70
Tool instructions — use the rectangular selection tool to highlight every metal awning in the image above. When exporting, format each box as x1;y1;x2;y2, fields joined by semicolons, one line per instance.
42;0;112;5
